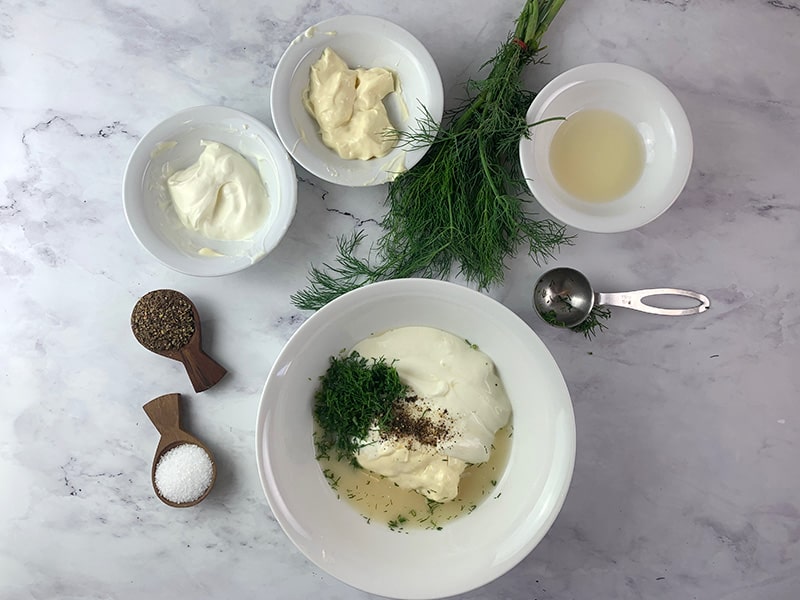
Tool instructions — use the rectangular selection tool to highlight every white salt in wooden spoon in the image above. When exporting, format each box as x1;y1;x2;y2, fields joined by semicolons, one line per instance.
143;393;217;508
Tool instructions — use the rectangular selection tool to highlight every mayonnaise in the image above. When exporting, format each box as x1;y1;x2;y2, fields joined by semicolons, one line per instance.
352;326;512;502
303;47;398;160
166;141;269;241
356;430;467;502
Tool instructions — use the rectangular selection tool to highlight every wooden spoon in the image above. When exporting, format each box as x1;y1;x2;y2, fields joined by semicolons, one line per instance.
143;393;217;508
131;289;227;393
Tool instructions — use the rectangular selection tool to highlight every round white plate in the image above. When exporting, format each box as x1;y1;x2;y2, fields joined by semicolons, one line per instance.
270;15;443;187
123;105;297;276
519;63;693;233
255;279;575;599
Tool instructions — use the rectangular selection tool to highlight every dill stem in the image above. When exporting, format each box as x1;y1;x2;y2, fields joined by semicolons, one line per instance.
478;141;503;201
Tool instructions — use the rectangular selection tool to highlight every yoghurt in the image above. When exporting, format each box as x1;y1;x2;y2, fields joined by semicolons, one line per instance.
352;326;512;502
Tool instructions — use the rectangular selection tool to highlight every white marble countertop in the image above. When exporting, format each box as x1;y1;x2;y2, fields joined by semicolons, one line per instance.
2;0;799;598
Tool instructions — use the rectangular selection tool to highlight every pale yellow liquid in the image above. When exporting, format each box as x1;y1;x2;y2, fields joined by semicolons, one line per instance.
549;109;645;203
316;424;513;531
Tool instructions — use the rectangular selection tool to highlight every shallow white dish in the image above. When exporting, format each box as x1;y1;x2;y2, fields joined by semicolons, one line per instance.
519;63;693;233
255;279;575;599
123;105;297;276
270;15;444;187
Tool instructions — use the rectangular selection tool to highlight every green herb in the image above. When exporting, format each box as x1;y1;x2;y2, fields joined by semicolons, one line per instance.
321;468;340;490
313;351;408;458
571;306;612;338
541;305;612;339
292;0;570;310
388;514;409;532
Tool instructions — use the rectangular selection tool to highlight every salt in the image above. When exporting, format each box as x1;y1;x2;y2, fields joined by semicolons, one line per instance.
154;443;213;504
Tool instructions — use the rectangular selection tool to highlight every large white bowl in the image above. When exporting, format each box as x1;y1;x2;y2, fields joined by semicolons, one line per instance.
270;15;444;186
255;279;575;599
123;105;297;276
519;63;693;233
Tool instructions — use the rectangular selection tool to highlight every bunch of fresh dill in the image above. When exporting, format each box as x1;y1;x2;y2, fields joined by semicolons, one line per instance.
292;0;570;310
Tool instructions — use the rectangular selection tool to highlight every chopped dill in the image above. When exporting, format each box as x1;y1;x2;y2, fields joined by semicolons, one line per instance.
388;514;409;532
313;351;408;458
322;468;340;490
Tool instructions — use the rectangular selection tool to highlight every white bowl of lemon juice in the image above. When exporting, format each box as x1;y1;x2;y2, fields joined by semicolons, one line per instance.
519;62;693;233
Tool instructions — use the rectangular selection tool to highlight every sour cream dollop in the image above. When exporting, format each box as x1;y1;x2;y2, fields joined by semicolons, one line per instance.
166;141;269;241
352;326;512;502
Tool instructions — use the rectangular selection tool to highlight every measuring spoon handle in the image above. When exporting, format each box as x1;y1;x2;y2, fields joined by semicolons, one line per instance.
179;346;227;393
596;288;710;316
143;393;181;436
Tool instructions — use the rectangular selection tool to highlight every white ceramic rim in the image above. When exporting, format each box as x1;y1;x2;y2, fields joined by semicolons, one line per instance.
519;62;693;233
255;279;576;599
270;14;444;186
122;105;297;276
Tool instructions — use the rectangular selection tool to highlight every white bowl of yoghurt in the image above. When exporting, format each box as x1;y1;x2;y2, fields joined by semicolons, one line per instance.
256;279;575;599
270;15;444;186
123;105;297;276
519;63;693;233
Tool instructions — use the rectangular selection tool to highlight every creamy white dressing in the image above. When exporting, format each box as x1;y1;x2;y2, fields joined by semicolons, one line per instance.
303;47;399;160
166;141;269;241
351;326;512;502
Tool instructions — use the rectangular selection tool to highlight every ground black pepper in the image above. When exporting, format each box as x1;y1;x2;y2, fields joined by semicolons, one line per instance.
383;396;453;448
131;289;195;352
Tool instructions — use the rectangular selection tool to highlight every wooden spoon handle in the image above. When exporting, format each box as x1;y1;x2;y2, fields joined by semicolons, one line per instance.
179;347;227;393
143;393;182;436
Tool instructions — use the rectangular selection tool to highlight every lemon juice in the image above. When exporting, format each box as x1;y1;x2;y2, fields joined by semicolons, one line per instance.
549;108;645;203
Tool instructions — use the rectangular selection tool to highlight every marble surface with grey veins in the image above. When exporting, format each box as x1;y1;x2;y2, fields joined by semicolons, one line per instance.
1;0;799;598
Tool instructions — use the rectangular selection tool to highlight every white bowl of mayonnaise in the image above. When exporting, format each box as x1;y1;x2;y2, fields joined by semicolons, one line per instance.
256;279;576;599
270;15;444;186
123;105;297;276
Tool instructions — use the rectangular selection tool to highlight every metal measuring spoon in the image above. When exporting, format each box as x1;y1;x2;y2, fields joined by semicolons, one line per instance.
533;267;710;328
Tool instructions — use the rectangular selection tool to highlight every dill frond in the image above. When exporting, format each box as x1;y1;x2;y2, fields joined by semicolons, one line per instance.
541;306;612;338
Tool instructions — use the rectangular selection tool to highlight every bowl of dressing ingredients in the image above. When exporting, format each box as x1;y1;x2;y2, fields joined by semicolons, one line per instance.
123;105;297;276
270;15;444;187
519;63;693;233
256;278;575;599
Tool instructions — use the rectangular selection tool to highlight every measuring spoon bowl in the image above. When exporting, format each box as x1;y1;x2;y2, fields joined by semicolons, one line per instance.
533;267;710;328
143;393;217;508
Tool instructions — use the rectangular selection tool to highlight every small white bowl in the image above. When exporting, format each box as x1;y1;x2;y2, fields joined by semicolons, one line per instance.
256;279;575;599
519;63;693;233
270;15;444;187
123;106;297;276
